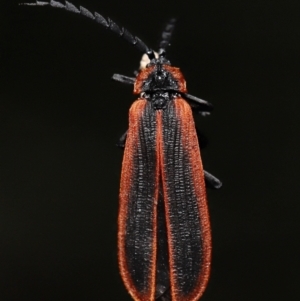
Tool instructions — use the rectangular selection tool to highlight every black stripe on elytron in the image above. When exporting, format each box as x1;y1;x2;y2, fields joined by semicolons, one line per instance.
155;188;170;299
124;101;157;293
161;100;203;295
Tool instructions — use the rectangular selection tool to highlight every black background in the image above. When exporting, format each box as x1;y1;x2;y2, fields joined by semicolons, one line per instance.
1;0;299;300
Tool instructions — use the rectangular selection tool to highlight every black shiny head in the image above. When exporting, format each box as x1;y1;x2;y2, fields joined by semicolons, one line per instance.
141;58;179;110
142;62;178;93
147;53;171;67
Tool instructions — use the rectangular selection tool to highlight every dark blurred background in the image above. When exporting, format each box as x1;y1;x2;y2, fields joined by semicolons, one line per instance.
0;0;299;300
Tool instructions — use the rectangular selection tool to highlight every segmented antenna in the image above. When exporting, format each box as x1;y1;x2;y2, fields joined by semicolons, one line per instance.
159;18;176;54
19;1;151;54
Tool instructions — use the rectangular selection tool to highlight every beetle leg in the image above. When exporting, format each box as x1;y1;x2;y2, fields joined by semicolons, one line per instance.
112;74;135;85
116;130;128;149
183;93;213;116
204;170;222;189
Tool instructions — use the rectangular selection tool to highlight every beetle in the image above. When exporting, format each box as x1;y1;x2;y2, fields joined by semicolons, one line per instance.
20;1;222;301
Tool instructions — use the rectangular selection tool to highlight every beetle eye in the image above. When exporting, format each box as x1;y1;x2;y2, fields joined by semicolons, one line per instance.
139;52;159;70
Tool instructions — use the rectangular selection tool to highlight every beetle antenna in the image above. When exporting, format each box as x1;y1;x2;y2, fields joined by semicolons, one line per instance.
158;18;176;55
19;1;152;54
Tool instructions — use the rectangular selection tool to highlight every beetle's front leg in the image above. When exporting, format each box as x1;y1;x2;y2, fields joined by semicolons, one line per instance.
116;130;128;149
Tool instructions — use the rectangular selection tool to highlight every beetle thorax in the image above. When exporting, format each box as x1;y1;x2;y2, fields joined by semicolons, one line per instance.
141;91;176;110
134;61;187;110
